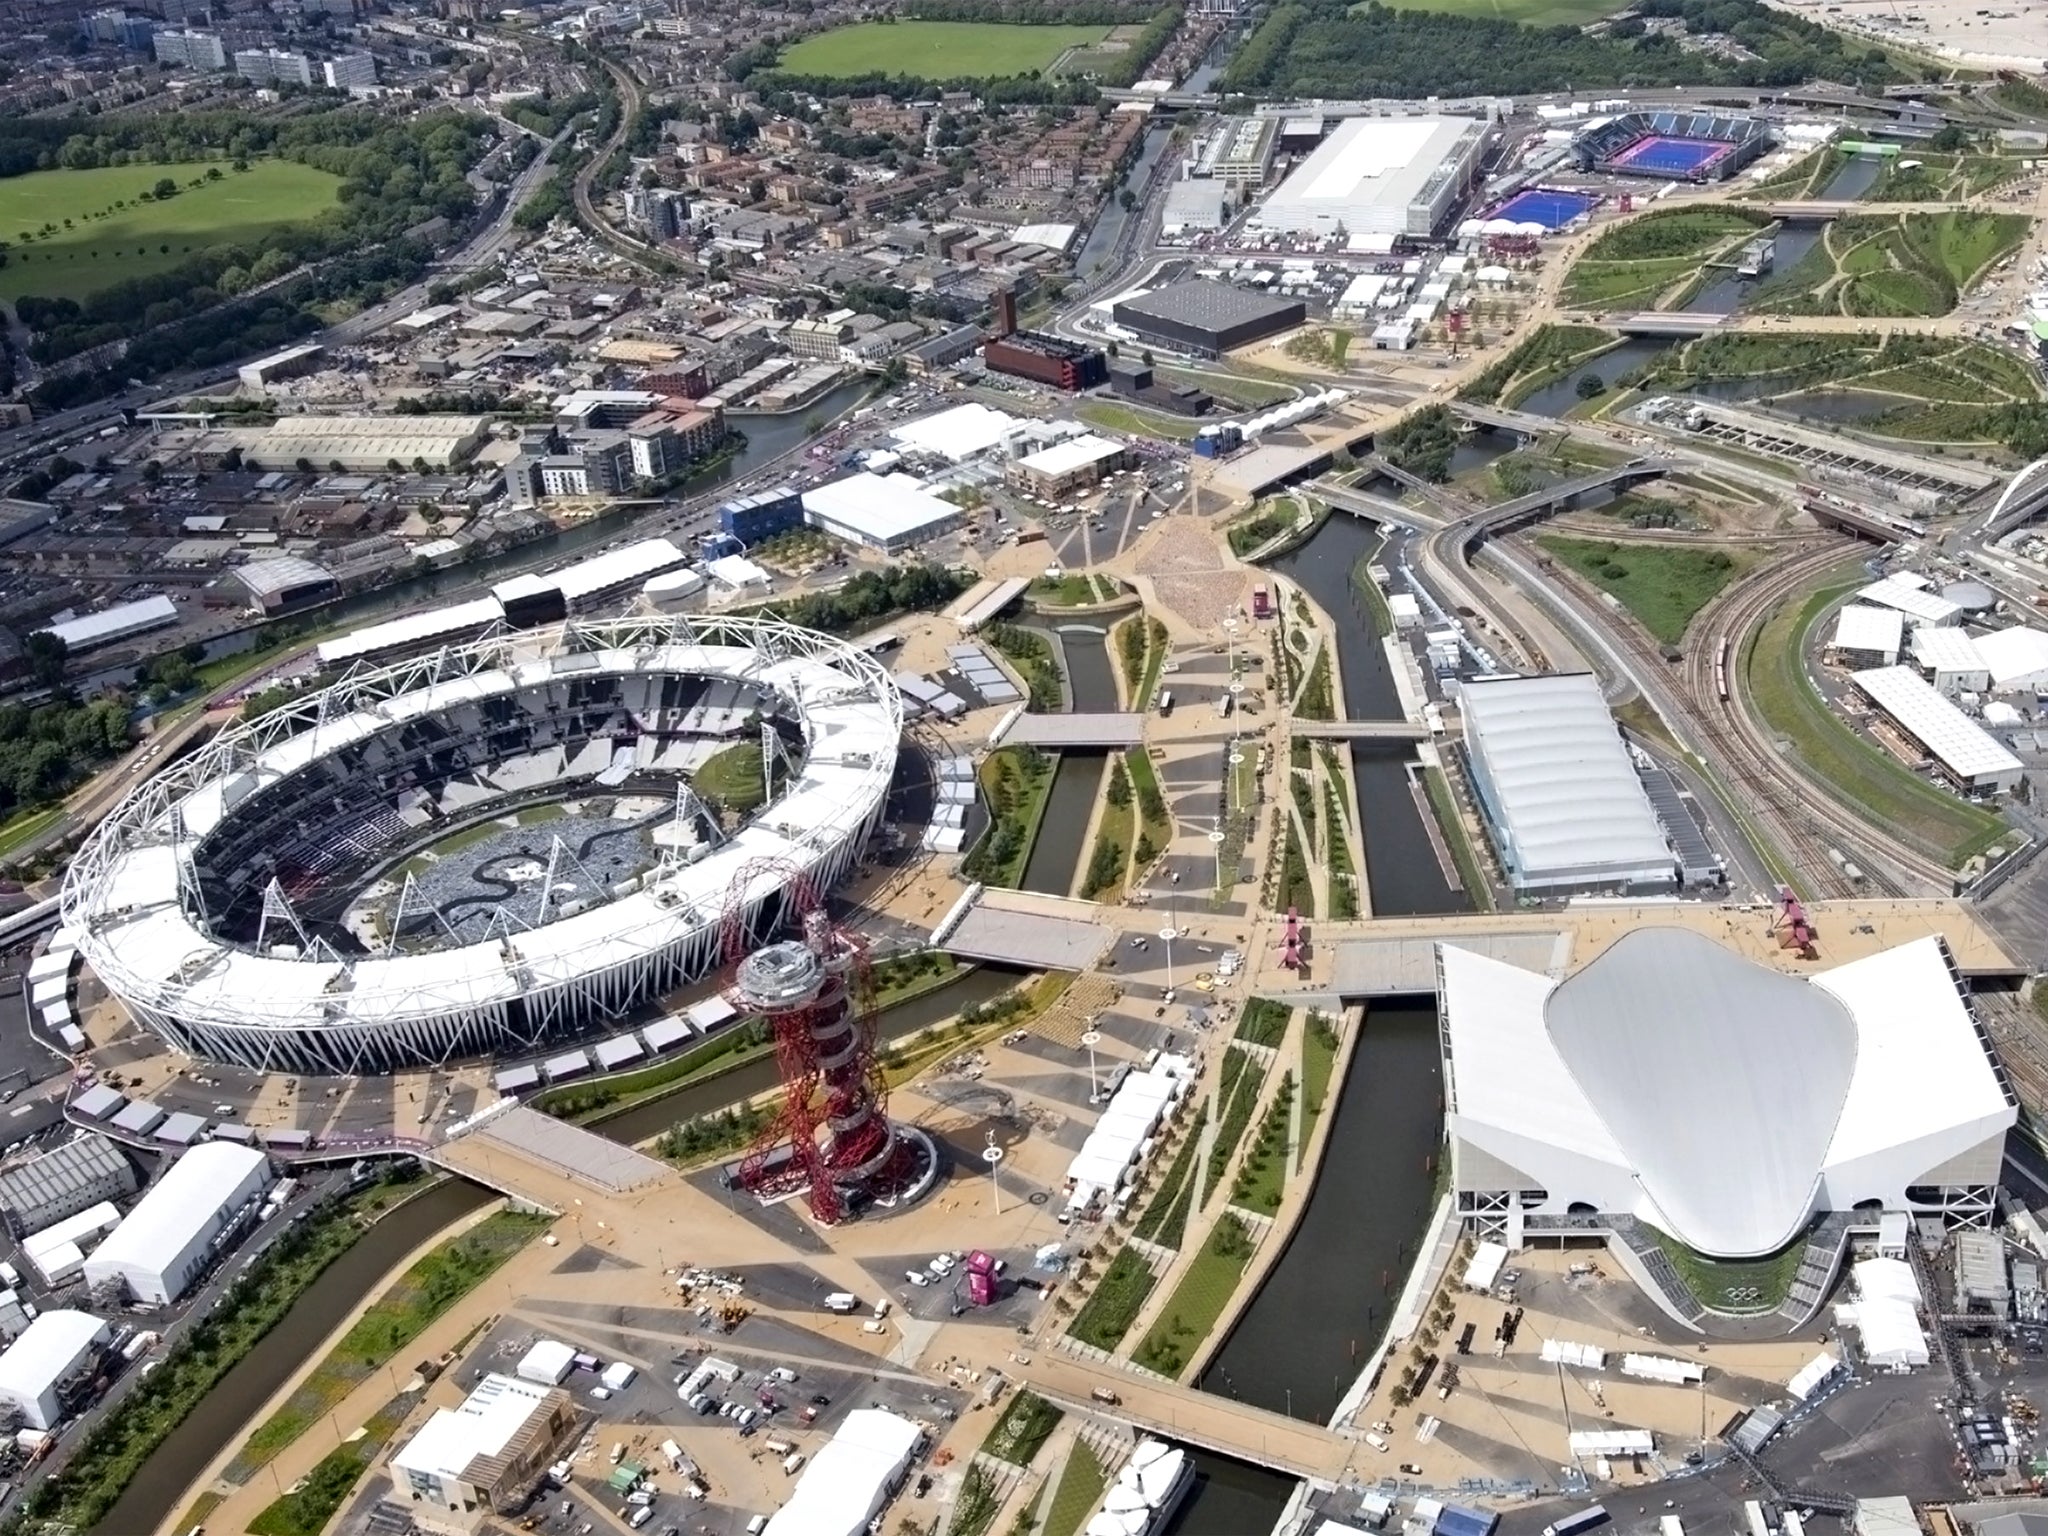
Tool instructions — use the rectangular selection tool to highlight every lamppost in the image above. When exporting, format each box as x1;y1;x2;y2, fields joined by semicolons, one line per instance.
982;1135;1005;1215
1081;1029;1103;1103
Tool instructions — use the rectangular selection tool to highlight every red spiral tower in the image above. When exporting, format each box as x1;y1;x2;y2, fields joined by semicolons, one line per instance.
722;866;899;1225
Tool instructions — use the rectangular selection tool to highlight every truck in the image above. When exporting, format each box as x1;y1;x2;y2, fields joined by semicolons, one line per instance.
1252;586;1273;620
1543;1507;1609;1536
823;1293;858;1313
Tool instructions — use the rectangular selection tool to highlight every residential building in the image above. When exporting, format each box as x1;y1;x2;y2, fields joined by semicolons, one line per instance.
152;27;225;68
233;46;313;85
321;52;376;89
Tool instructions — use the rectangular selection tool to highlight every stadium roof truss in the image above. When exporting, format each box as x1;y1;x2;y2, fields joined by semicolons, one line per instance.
64;614;902;1075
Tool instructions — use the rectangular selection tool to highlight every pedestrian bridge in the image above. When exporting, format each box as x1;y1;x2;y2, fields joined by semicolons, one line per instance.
1014;1351;1358;1481
1292;719;1432;742
997;713;1148;749
1611;312;1730;338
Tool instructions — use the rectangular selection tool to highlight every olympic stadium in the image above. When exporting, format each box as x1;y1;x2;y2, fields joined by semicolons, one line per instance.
61;614;901;1075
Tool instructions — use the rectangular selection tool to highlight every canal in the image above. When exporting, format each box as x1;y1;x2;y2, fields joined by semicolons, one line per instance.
1198;1001;1446;1422
1018;623;1120;899
1161;1451;1298;1536
82;377;879;696
105;962;1020;1535
1263;515;1465;916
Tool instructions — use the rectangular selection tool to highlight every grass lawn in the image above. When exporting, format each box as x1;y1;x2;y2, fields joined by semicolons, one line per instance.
693;739;766;813
1077;400;1202;442
1125;746;1172;857
1068;1246;1158;1350
248;1402;406;1536
1537;535;1749;646
1132;1214;1258;1376
1134;1125;1204;1248
1229;1073;1294;1216
0;160;342;303
226;1210;547;1481
1422;765;1493;909
1744;578;2008;867
1648;1226;1806;1314
1299;1012;1338;1167
0;804;66;859
779;20;1109;78
1157;365;1293;409
1042;1440;1108;1536
981;1391;1063;1467
1204;1051;1268;1207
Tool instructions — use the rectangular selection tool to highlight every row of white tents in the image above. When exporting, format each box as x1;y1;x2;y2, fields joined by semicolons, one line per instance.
1060;1054;1198;1222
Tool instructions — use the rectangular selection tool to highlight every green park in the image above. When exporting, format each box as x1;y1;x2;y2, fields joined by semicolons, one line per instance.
777;19;1114;78
0;160;343;303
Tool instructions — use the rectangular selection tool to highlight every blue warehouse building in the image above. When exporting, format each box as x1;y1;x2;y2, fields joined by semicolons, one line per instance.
718;488;804;547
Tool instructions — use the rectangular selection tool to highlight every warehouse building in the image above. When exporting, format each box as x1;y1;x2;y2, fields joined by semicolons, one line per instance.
1111;281;1306;360
1460;672;1677;895
1009;434;1133;497
1974;626;2048;695
0;1311;110;1430
1910;626;1991;697
1859;572;1962;627
390;1372;580;1533
1852;666;2023;795
983;330;1108;391
0;1138;136;1241
1250;115;1491;239
1827;604;1904;669
35;596;179;656
182;415;489;473
801;472;962;553
236;343;324;392
233;555;338;615
717;487;805;546
81;1142;273;1305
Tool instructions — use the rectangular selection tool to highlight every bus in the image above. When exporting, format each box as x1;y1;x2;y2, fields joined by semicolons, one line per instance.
1252;586;1273;620
1156;690;1174;716
1744;1502;1774;1536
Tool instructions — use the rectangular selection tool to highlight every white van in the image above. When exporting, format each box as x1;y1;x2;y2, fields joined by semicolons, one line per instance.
783;1452;806;1476
823;1292;858;1313
1366;1433;1390;1453
747;1518;769;1535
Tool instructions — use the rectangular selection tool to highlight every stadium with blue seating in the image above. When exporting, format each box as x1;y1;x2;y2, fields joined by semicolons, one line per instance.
1572;110;1772;184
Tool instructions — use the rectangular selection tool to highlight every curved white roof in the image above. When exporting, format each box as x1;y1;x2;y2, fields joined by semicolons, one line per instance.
1443;930;2015;1258
1460;674;1673;890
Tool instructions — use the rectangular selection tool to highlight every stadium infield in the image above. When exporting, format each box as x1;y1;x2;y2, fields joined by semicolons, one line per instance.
1605;134;1737;178
777;20;1113;78
0;160;343;303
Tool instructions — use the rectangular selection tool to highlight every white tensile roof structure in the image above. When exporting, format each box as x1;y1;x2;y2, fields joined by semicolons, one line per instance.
888;402;1018;463
1829;604;1903;659
1441;929;2015;1258
1851;665;2023;788
1459;673;1675;892
765;1408;921;1536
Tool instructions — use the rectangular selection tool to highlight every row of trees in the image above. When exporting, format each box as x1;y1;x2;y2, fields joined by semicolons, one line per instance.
1222;0;1911;100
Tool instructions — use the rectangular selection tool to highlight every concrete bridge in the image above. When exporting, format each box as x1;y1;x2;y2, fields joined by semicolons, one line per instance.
1292;719;1432;741
1611;312;1730;338
1012;1350;1357;1481
1308;480;1443;532
1476;458;1677;535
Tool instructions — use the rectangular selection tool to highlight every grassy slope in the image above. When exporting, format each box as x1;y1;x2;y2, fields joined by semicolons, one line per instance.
779;20;1109;77
1537;535;1750;646
0;160;342;302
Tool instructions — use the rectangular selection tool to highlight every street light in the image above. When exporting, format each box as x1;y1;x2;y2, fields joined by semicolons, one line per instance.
981;1135;1005;1215
1081;1029;1103;1102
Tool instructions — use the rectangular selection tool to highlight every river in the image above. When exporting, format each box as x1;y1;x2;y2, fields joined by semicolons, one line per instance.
1263;516;1465;917
1018;623;1120;899
81;377;879;696
1198;1002;1446;1420
104;962;1020;1535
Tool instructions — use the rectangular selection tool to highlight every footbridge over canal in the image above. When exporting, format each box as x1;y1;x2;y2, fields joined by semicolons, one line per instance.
1013;1350;1360;1481
1292;719;1432;741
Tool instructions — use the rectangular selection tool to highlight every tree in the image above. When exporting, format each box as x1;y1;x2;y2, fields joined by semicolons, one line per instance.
22;632;66;688
1575;372;1606;400
152;176;178;200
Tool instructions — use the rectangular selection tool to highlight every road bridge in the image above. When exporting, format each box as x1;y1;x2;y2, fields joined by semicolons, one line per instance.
1012;1350;1356;1481
1292;719;1432;741
1478;459;1677;534
1981;457;2048;539
998;713;1149;749
1307;481;1443;532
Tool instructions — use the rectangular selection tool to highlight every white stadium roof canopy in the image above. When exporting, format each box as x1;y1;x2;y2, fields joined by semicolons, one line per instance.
1441;929;2014;1258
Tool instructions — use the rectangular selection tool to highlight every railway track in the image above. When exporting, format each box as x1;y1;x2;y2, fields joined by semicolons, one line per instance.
1683;544;1954;897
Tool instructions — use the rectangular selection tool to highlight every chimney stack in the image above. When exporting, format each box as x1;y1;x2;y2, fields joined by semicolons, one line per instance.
992;289;1017;340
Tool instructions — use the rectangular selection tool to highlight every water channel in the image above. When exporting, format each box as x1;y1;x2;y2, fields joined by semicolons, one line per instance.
104;963;1020;1535
1198;1002;1446;1421
1263;515;1465;916
1018;623;1120;898
81;377;879;696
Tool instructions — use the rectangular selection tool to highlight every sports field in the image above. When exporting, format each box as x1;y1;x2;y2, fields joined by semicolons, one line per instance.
0;160;343;303
1379;0;1631;25
778;19;1113;78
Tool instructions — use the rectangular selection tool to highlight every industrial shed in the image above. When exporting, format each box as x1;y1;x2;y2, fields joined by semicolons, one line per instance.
0;1137;136;1240
1110;282;1305;359
1459;673;1676;894
80;1142;272;1305
1852;666;2023;795
0;1311;110;1429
